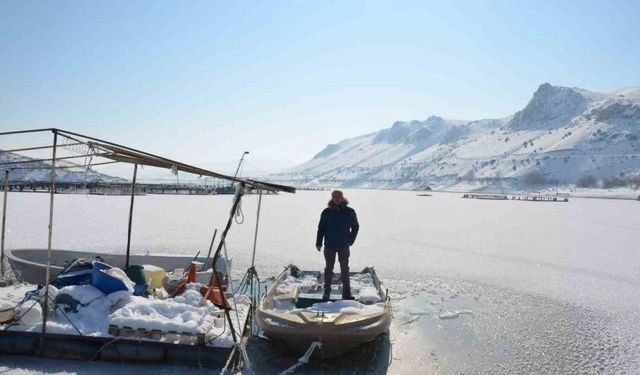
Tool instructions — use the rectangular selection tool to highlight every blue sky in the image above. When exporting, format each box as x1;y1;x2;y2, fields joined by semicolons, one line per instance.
1;1;639;175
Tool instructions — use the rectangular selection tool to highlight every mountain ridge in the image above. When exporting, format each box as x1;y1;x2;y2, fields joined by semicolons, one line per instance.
0;150;127;184
271;83;640;191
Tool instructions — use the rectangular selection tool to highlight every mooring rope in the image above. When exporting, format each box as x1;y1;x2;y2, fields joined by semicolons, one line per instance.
278;341;322;375
222;240;243;336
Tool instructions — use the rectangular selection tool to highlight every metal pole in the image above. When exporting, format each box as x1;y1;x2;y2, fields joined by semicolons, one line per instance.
203;228;218;271
125;164;138;269
41;131;57;344
250;190;263;268
1;169;8;276
202;183;245;343
233;151;249;179
249;189;263;336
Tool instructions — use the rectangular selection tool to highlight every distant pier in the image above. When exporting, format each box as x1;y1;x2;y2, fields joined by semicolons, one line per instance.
0;181;250;196
511;195;569;202
462;193;508;200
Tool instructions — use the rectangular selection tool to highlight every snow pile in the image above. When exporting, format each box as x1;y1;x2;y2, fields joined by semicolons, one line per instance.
105;267;135;293
274;272;382;305
351;273;382;304
5;283;250;346
57;285;104;305
108;295;218;335
108;283;222;335
291;300;384;316
16;300;42;325
276;274;319;294
172;283;209;307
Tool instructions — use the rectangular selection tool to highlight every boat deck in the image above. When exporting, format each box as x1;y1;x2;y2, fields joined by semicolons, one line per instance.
291;271;378;308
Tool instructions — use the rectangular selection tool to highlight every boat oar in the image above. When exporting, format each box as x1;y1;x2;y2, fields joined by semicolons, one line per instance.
202;228;218;271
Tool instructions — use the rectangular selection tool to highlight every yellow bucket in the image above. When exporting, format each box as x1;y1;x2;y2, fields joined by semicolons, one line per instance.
142;264;166;289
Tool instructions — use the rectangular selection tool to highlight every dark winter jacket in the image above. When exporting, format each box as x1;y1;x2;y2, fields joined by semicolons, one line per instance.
316;205;359;248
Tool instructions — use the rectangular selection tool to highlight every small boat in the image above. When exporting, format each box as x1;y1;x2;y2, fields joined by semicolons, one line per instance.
0;306;14;324
256;265;391;358
416;187;432;197
6;248;218;285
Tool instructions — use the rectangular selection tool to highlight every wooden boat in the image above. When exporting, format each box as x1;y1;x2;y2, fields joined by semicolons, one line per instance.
6;248;217;285
256;265;391;358
0;306;14;324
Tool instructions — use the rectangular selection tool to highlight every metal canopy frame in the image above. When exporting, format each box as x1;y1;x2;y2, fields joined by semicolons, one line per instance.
0;128;295;193
0;128;295;357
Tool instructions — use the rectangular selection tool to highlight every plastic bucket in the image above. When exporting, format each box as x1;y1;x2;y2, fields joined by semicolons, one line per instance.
125;265;148;287
91;261;129;294
53;268;92;288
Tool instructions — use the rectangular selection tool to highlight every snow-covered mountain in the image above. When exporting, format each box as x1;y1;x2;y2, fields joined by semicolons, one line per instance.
0;151;127;183
272;83;640;191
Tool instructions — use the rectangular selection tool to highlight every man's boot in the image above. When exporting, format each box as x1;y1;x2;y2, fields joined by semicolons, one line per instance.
322;271;332;301
341;272;354;300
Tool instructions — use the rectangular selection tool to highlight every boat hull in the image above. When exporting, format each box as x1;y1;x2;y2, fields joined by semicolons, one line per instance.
256;266;392;358
257;310;391;358
6;248;213;284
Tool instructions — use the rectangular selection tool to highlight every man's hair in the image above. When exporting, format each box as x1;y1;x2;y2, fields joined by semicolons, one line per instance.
328;190;349;207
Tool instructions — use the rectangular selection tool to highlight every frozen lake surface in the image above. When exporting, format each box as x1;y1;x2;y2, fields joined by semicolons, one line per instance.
1;190;639;374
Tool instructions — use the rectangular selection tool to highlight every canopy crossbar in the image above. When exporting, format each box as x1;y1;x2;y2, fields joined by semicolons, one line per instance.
0;128;295;193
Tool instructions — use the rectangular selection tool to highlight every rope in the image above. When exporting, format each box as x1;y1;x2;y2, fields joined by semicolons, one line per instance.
220;344;237;375
219;339;252;375
2;295;44;331
205;313;227;345
234;199;245;224
233;184;245;224
278;341;322;375
1;291;80;337
90;337;122;360
232;265;265;336
222;241;243;337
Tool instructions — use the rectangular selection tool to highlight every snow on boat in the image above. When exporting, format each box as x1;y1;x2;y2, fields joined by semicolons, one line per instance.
256;265;391;358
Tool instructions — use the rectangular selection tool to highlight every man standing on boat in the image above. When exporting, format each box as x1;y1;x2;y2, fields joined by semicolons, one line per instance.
316;190;359;301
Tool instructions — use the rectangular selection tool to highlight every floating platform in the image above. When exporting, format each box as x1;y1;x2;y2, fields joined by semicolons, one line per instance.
462;193;508;200
0;329;235;368
511;195;569;202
